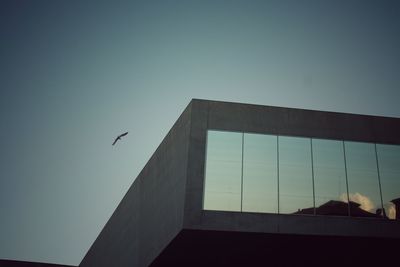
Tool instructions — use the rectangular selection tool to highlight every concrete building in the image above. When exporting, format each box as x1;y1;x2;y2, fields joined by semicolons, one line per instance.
4;99;399;266
79;99;400;266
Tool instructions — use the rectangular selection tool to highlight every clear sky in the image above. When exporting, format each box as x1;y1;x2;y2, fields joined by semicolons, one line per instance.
0;0;399;265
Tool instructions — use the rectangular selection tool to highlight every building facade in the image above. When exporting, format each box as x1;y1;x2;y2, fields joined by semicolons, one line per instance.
80;99;400;266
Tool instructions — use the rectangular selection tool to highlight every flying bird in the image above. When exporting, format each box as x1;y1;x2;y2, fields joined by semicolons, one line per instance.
112;132;128;146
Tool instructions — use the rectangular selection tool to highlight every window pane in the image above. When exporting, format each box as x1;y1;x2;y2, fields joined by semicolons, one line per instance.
279;136;313;214
242;133;277;213
377;144;400;220
203;130;242;211
313;139;348;216
345;142;382;218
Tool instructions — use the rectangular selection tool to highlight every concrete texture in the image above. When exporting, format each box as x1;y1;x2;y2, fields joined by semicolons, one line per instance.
80;99;400;266
206;100;400;144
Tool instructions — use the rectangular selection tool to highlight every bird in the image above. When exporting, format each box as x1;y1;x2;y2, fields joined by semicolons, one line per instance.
112;132;128;146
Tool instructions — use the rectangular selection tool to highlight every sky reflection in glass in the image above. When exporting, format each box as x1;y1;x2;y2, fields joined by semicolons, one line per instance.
203;130;400;220
242;133;277;213
203;131;242;211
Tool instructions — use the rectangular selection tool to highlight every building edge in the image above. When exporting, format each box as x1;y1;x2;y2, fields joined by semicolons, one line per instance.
79;100;194;267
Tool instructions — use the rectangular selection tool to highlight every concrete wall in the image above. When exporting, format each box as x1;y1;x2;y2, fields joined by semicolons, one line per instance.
80;102;193;267
206;100;400;144
183;99;400;237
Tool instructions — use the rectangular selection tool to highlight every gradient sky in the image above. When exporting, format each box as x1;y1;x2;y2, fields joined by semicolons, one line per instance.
1;0;399;265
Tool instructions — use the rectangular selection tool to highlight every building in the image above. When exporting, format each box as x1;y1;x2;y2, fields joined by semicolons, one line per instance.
80;99;400;266
3;99;399;266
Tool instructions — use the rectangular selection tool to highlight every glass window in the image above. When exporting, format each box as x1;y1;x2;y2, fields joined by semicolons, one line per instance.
377;144;400;220
279;136;313;214
345;142;382;218
203;130;243;211
313;139;349;216
242;133;278;213
202;129;397;220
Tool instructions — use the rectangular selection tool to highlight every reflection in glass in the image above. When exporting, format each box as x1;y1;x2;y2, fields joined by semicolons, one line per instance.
279;136;313;214
313;139;349;216
345;142;382;218
242;133;278;213
203;131;242;211
203;129;400;220
377;144;400;220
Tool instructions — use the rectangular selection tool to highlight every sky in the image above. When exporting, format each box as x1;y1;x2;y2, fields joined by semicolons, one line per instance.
0;0;399;265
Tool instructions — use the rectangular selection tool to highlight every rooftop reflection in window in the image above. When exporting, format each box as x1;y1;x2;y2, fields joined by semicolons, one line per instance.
377;144;400;220
345;142;382;218
202;130;400;220
279;136;313;214
313;139;349;216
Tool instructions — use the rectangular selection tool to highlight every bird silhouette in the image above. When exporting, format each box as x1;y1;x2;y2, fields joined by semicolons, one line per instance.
112;132;128;146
